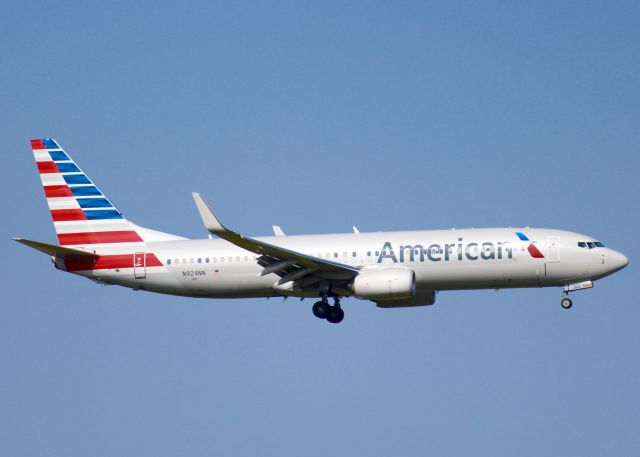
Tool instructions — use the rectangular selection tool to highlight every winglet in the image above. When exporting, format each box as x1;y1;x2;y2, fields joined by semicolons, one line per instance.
189;194;359;274
272;225;286;237
192;192;228;235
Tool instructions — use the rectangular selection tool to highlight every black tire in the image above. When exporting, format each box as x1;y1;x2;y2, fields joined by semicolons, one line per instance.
561;298;573;309
326;306;344;324
312;301;330;319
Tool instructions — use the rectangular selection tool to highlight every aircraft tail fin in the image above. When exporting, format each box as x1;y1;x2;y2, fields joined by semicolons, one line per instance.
29;138;184;249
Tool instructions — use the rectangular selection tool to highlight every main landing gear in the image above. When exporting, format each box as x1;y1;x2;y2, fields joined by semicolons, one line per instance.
312;297;344;324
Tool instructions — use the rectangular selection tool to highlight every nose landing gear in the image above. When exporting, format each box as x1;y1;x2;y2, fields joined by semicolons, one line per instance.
560;280;593;309
561;297;573;309
312;296;344;324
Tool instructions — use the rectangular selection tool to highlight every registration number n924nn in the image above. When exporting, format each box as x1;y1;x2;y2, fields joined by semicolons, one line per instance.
182;270;207;277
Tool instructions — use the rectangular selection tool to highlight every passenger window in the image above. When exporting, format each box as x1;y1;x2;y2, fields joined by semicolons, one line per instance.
367;251;371;256
213;257;217;263
197;258;202;263
174;259;178;265
167;259;171;265
375;251;379;256
578;242;586;248
352;252;356;257
190;258;194;263
334;252;338;258
205;258;209;263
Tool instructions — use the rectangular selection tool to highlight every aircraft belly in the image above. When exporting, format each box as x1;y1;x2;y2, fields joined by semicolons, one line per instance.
415;262;541;290
77;267;187;294
173;266;275;298
79;266;276;298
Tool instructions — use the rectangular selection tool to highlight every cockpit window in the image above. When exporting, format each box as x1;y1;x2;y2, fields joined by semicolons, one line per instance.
578;241;604;249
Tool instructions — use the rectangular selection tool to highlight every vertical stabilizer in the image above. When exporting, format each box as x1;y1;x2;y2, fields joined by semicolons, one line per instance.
30;138;183;249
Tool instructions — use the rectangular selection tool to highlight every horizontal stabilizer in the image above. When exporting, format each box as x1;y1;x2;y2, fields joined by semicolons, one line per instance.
13;237;97;257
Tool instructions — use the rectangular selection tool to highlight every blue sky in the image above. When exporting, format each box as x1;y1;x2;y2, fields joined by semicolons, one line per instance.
2;1;639;455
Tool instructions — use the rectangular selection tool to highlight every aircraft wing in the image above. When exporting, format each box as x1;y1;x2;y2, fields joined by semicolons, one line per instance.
192;193;359;290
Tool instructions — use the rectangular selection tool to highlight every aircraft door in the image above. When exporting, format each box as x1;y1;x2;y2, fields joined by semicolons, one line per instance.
134;252;146;279
547;237;560;263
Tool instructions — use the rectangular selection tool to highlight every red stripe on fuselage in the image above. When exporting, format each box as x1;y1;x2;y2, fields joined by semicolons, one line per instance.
44;185;74;198
527;244;545;258
64;253;163;272
31;139;45;149
51;209;88;221
58;230;143;245
37;161;59;174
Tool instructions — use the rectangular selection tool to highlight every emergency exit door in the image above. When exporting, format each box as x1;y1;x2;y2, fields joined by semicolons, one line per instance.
134;252;146;279
547;237;560;263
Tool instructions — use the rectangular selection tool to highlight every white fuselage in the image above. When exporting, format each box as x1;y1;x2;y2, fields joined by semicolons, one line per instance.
23;138;629;318
61;227;628;300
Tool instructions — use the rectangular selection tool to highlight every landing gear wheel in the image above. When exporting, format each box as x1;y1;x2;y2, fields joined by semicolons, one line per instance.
561;297;573;309
312;300;330;319
326;306;344;324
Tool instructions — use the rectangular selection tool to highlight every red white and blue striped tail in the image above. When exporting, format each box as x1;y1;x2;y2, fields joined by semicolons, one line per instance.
30;138;183;248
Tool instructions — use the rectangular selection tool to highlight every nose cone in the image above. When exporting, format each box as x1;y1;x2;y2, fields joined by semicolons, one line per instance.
608;250;629;273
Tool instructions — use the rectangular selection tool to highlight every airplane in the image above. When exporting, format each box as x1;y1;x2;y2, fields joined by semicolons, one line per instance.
14;138;629;324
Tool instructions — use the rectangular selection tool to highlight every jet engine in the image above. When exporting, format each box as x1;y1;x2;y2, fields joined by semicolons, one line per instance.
352;267;416;300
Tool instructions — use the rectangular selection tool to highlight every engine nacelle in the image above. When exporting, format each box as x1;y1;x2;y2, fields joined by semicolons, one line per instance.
352;267;416;300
